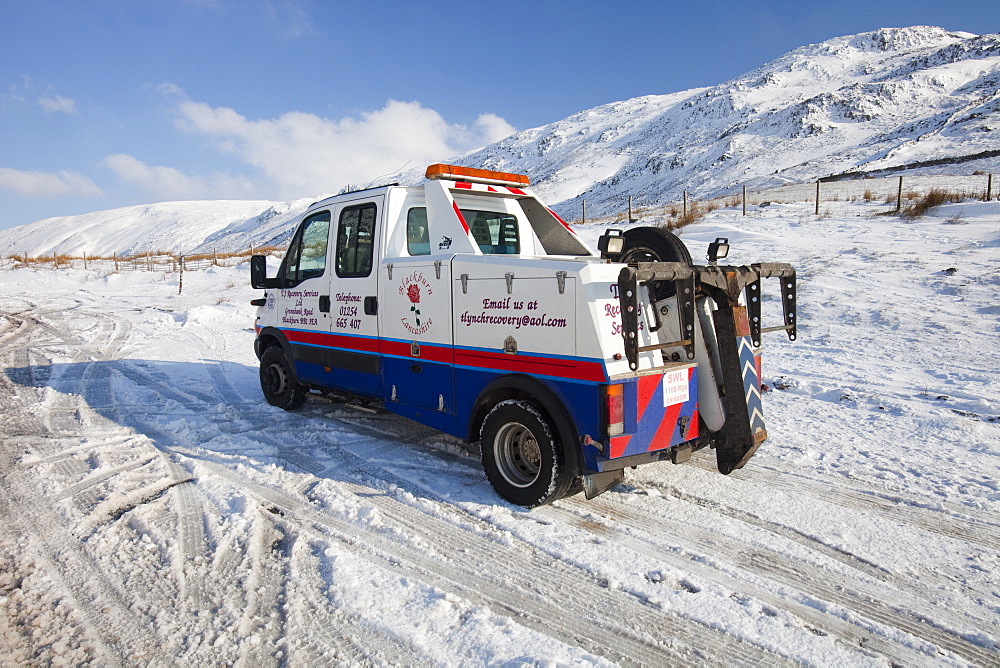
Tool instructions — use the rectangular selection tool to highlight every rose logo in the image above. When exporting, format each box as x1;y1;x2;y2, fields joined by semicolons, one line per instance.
407;284;422;325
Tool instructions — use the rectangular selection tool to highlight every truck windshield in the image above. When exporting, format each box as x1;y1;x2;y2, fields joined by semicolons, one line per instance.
282;210;330;283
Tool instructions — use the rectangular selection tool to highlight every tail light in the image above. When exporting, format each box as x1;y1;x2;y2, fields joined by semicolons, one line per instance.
605;384;624;436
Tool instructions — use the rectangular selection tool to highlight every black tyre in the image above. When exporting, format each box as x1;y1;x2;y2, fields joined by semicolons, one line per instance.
480;399;576;507
259;346;308;410
620;227;693;299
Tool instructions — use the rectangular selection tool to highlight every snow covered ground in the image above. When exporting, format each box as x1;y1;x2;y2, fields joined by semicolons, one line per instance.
1;199;998;665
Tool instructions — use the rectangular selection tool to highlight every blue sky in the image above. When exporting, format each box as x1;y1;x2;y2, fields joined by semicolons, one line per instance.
0;0;995;231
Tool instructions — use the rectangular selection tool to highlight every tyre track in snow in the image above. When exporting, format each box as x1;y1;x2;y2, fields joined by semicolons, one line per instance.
691;457;1000;551
243;404;993;666
3;299;987;664
73;323;212;612
287;537;426;665
163;331;766;664
1;304;211;614
178;335;936;664
0;409;170;663
240;442;783;663
553;489;997;666
321;436;980;665
195;458;755;666
637;472;1000;627
550;497;936;666
235;511;292;666
3;302;213;660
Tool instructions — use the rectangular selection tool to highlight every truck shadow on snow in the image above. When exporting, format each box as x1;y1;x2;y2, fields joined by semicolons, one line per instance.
5;358;498;507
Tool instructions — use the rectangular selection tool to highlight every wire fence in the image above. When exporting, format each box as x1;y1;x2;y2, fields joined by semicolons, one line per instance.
576;172;995;225
2;173;995;273
0;247;285;273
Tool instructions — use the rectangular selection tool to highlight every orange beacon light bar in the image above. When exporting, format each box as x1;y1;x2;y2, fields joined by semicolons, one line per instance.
425;163;530;187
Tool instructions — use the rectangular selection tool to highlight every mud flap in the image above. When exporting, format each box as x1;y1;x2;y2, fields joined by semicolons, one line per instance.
711;303;766;473
583;470;625;499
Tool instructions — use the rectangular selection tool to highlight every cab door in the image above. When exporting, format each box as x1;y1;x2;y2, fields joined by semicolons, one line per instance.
276;209;333;386
325;197;384;397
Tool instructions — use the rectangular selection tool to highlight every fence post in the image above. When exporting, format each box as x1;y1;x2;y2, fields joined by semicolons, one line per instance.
178;255;184;295
987;174;994;202
627;195;632;222
53;251;59;269
896;176;904;214
113;252;118;272
683;191;688;218
24;252;29;268
83;252;87;270
582;200;586;225
213;248;218;266
742;185;747;216
815;181;820;216
146;251;152;272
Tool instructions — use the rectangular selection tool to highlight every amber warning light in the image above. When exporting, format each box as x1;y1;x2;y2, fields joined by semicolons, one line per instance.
425;163;530;187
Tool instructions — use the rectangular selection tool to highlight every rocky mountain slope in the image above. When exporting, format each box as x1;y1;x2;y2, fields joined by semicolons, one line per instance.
427;25;1000;216
2;26;997;254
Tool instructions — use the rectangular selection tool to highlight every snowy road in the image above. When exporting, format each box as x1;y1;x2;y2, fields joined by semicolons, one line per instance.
1;200;998;665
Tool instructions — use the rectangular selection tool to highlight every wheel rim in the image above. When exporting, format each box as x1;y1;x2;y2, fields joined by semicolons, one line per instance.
620;245;658;263
262;362;288;397
494;421;542;488
622;244;673;297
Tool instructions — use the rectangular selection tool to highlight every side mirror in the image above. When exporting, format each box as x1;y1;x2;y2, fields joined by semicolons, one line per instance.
250;254;280;289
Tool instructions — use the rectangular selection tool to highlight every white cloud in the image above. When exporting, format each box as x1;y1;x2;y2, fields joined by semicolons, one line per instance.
2;77;78;115
161;87;516;199
0;166;102;197
103;154;257;200
266;0;315;38
38;94;77;115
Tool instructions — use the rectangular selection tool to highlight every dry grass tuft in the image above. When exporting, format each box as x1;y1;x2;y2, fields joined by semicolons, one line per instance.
899;189;964;220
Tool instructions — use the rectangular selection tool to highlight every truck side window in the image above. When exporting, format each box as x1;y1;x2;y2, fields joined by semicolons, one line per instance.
406;208;430;256
336;203;377;277
282;210;330;284
462;209;520;254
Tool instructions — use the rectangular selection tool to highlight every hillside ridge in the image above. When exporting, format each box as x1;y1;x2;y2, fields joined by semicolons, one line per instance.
2;25;997;254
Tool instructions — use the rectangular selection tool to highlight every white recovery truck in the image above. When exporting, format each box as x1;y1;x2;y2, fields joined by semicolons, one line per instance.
250;164;797;507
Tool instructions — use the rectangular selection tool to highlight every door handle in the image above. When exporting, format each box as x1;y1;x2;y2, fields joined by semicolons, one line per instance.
319;295;331;312
364;296;377;315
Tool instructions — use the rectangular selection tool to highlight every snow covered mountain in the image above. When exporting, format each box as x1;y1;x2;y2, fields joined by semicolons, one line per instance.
2;25;997;255
429;25;1000;216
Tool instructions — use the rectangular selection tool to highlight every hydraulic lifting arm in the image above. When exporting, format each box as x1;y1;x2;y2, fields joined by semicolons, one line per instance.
618;262;796;474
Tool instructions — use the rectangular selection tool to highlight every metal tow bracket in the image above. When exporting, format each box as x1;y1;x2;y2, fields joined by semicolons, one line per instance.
617;262;695;370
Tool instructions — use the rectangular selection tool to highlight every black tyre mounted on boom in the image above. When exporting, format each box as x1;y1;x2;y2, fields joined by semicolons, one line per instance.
618;227;694;299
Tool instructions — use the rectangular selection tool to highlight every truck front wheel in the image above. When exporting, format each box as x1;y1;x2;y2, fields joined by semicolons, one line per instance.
480;400;575;507
260;346;308;410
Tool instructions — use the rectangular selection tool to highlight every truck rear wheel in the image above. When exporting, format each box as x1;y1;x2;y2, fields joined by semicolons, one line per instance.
620;227;693;299
260;346;308;410
480;399;575;507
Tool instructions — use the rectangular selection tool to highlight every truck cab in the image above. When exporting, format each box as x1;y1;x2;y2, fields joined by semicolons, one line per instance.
251;164;796;507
